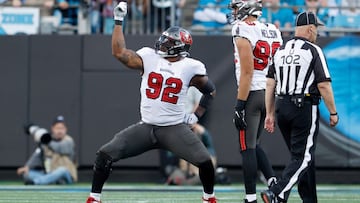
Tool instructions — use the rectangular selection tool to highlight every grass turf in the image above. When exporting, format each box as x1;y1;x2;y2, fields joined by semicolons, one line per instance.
0;184;359;203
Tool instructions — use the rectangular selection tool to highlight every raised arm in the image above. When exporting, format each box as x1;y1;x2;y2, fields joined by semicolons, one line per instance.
112;2;143;71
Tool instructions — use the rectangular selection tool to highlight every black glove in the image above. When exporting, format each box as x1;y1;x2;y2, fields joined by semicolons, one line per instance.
233;100;247;130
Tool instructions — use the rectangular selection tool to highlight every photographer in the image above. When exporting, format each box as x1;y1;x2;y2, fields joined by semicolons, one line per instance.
17;116;77;185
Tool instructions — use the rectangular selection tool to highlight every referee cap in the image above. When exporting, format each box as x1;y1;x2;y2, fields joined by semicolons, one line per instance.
295;11;324;27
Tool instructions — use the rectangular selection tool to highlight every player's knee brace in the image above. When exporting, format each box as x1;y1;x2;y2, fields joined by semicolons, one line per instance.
94;151;113;175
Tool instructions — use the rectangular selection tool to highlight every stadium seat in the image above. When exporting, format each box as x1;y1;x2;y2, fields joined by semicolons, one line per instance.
330;14;360;28
191;0;230;34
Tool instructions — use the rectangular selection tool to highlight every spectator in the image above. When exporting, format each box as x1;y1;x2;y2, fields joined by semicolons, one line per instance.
282;0;304;15
327;0;360;28
325;0;339;26
101;0;118;34
340;0;360;16
53;0;80;26
142;0;184;33
192;0;230;33
16;116;77;185
176;0;186;26
260;0;294;29
11;0;23;6
89;0;104;34
3;0;53;16
89;0;116;34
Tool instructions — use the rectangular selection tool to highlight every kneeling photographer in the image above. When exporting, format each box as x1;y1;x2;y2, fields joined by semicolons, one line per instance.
17;116;77;185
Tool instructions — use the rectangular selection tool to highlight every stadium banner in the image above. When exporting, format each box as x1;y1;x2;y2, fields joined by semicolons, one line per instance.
316;35;360;167
0;7;40;35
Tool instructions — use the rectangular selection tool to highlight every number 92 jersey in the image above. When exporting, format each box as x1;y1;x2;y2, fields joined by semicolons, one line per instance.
232;21;283;90
136;47;207;126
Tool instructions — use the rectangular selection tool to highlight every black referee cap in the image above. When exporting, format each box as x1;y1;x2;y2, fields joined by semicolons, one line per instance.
295;11;324;27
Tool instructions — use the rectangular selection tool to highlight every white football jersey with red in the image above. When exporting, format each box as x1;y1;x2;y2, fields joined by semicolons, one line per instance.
136;47;206;126
232;20;283;90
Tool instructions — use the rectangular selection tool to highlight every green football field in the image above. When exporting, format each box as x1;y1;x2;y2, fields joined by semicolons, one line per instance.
0;183;359;203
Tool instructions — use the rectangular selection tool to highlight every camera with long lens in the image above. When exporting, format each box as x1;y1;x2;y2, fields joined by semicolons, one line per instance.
25;124;52;144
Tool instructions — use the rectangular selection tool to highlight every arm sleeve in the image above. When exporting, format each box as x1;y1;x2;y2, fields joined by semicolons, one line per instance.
193;88;203;103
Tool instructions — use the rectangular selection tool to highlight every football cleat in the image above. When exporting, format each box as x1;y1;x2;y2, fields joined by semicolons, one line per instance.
260;190;278;203
268;177;277;188
86;197;101;203
202;196;217;203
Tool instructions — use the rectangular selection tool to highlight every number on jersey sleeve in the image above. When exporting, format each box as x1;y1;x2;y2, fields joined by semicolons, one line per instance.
253;41;281;71
146;72;183;104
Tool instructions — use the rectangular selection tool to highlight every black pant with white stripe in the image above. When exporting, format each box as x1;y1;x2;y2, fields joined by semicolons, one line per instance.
271;97;319;203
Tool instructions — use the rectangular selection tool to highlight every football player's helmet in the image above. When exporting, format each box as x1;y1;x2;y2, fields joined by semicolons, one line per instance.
227;0;262;24
155;26;193;57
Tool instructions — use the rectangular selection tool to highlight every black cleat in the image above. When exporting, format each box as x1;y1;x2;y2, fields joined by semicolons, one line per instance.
268;177;277;188
24;180;34;185
261;190;277;203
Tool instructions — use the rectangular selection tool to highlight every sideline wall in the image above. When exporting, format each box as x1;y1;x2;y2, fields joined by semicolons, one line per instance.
0;35;358;168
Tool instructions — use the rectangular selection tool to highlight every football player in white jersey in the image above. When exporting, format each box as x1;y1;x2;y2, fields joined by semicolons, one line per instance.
86;2;217;203
228;0;283;202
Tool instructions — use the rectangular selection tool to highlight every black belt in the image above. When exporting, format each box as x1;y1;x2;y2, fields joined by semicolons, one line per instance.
277;94;320;107
277;94;318;99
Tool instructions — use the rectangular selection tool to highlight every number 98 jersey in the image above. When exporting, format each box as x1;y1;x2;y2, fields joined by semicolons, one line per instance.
136;47;207;126
232;21;283;91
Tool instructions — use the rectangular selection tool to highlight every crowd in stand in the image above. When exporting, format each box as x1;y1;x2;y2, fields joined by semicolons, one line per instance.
193;0;360;32
0;0;359;34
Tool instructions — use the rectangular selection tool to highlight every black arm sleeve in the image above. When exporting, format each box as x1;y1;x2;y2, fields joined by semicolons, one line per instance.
198;79;216;109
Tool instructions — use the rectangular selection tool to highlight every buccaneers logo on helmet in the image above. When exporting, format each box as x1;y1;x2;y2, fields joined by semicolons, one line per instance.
180;31;193;45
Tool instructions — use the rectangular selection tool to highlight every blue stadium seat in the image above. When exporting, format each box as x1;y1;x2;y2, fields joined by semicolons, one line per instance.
191;0;230;33
330;14;360;28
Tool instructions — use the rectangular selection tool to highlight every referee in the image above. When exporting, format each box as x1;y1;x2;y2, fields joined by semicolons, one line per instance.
261;11;339;203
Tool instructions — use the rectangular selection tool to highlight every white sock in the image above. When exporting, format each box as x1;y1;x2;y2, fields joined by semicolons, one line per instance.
90;193;101;201
246;194;257;201
203;191;215;199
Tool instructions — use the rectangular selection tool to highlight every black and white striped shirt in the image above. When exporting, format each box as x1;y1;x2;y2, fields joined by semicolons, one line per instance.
267;37;331;96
